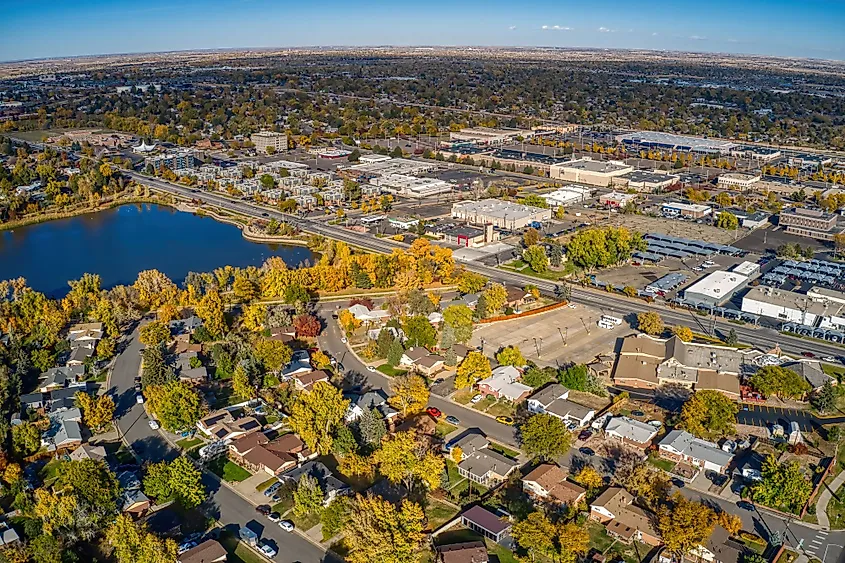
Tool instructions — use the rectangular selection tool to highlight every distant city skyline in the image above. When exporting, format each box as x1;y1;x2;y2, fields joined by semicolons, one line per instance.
1;0;844;62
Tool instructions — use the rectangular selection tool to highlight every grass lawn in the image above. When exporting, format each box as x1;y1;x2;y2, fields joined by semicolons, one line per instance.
176;437;203;450
472;396;497;412
499;260;565;282
486;401;516;418
587;521;616;554
648;453;675;472
827;483;845;528
823;364;845;380
255;477;278;492
449;479;488;504
453;389;475;405
208;458;251;482
612;541;652;563
435;421;458;439
218;531;266;563
736;536;768;554
488;442;520;459
291;509;321;531
377;364;408;377
444;460;464;489
425;500;459;530
487;540;520;563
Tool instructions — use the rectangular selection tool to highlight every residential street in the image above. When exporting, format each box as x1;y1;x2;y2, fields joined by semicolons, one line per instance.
110;326;331;563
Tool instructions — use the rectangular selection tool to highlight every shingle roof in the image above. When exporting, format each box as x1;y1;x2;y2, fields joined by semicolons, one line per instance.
179;539;227;563
461;505;511;535
659;430;733;468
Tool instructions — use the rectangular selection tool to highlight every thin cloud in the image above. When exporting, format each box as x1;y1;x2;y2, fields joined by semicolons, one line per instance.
689;35;707;40
652;32;659;36
541;25;573;31
598;26;615;33
508;25;517;30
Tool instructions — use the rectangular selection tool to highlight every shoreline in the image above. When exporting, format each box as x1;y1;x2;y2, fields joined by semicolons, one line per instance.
0;195;169;233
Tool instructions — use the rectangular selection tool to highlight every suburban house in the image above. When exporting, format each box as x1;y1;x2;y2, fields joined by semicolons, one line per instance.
228;432;296;476
292;370;330;391
343;390;399;422
781;360;835;391
348;304;392;324
69;443;106;462
399;347;445;376
613;335;747;399
460;505;512;545
526;384;596;427
279;461;350;505
20;393;45;411
46;388;78;411
179;539;227;563
436;542;488;563
41;407;83;452
172;334;202;355
117;470;151;517
0;523;20;548
38;365;85;392
264;433;315;463
604;417;660;450
282;350;312;378
67;322;104;346
477;366;532;403
175;351;208;385
452;434;519;486
268;326;296;344
658;430;734;474
590;487;662;546
197;409;261;443
67;343;95;366
504;286;532;310
521;464;587;506
450;433;490;455
658;526;742;563
169;316;203;335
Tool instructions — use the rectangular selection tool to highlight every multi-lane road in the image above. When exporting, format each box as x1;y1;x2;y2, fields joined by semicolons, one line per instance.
110;324;331;562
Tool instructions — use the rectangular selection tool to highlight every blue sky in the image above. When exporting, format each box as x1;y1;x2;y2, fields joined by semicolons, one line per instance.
1;0;843;62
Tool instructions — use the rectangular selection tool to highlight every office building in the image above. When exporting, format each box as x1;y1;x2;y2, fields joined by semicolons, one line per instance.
541;186;592;208
741;286;833;326
717;173;761;191
661;201;713;219
451;199;551;230
251;131;288;153
549;158;634;187
145;151;201;173
612;170;679;192
683;271;749;306
779;208;843;241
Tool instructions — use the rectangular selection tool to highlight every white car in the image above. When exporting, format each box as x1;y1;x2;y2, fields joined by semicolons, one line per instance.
136;394;145;404
367;366;376;372
470;394;483;404
258;542;277;558
279;520;295;532
341;337;348;343
822;356;837;362
177;541;197;555
148;420;160;430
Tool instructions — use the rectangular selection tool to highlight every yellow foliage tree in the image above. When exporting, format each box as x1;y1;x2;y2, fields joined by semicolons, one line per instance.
387;374;429;416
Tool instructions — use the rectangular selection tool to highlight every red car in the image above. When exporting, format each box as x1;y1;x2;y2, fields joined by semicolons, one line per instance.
802;352;815;358
426;407;442;418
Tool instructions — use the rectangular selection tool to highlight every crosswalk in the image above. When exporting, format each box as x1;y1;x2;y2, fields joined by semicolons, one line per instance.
804;530;827;558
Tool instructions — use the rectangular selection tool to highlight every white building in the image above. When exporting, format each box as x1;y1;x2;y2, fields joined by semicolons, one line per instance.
717;173;761;191
683;270;749;306
251;131;288;153
662;201;713;219
613;170;679;192
374;174;452;198
549;158;634;187
599;191;637;208
658;430;734;473
449;127;534;146
742;285;845;329
451;199;551;230
540;186;592;208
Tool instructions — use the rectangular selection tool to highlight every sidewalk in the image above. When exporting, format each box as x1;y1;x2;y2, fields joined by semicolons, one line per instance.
815;470;845;529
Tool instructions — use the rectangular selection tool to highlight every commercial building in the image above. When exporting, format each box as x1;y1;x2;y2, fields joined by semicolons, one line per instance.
145;151;201;172
617;131;737;155
374;174;452;198
729;145;782;161
251;131;288;153
612;170;679;192
599;191;637;208
449;127;534;146
661;201;713;219
779;207;843;241
732;261;761;278
441;224;498;248
741;286;830;326
717;173;761;190
451;199;550;230
549;158;634;187
644;273;688;296
683;270;749;306
728;209;771;230
540;186;592;208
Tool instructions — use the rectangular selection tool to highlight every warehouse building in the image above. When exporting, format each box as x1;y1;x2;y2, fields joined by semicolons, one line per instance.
661;201;713;219
729;146;782;161
373;174;452;198
549;158;634;187
779;207;844;241
741;286;835;326
449;127;535;146
541;186;593;208
683;271;749;306
441;224;498;248
451;199;551;230
599;191;637;208
616;131;737;155
612;170;679;192
251;131;288;153
717;173;761;191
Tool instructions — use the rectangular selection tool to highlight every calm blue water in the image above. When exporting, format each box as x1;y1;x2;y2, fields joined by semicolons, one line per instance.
0;204;314;297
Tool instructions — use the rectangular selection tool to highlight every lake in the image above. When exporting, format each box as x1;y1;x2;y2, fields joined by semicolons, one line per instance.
0;204;315;297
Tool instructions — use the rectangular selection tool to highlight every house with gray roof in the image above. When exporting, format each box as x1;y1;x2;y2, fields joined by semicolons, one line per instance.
604;417;659;450
460;505;512;545
658;429;734;473
781;360;834;390
526;384;595;427
280;461;350;505
343;390;399;422
41;408;83;452
457;449;519;486
38;365;85;392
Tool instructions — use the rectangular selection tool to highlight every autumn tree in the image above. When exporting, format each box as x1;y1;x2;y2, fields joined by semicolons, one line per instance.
342;495;425;563
680;390;739;439
455;351;491;389
751;455;812;513
289;381;349;454
195;288;226;337
11;422;41;456
139;320;170;347
457;271;488;295
106;514;178;563
672;325;694;342
512;511;556;561
443;304;474;343
717;511;742;536
293;474;324;517
657;494;716;555
253;338;293;372
524;245;550;274
143;457;205;509
388;374;429;416
520;414;572;461
232;365;256;400
715;211;739;230
241;303;266;332
749;366;811;400
622;464;670;510
144;381;204;432
372;431;445;492
75;391;115;432
357;407;387;447
483;283;508;315
573;466;604;493
403;316;437;349
496;345;526;367
293;313;321;337
523;228;541;247
637;311;664;336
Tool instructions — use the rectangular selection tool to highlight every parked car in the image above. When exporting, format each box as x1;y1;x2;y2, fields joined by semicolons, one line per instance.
578;430;593;441
268;512;281;523
802;352;816;358
264;482;281;496
136;394;144;404
737;500;754;511
470;394;483;404
279;520;295;532
445;415;460;425
579;447;595;456
148;420;159;430
631;410;645;417
177;541;197;555
822;356;837;362
496;416;515;425
426;407;442;418
258;542;277;558
367;366;376;372
255;504;271;516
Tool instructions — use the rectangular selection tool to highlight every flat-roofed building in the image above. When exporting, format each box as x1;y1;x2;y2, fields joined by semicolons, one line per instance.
441;224;498;248
251;131;288;153
717;173;761;190
662;201;713;219
612;170;679;192
541;186;592;208
451;199;551;230
683;270;749;306
549;158;634;187
617;131;736;155
742;285;844;326
729;145;782;161
449;127;534;146
599;191;637;208
779;207;843;241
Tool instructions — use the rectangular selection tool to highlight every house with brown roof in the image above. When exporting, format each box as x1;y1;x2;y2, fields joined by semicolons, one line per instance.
197;409;261;442
179;539;227;563
229;432;306;476
521;464;586;506
292;370;330;391
461;505;512;545
504;286;532;310
436;542;489;563
400;347;446;376
589;487;661;546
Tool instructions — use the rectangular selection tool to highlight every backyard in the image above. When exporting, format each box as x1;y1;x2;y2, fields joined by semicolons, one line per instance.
208;458;251;482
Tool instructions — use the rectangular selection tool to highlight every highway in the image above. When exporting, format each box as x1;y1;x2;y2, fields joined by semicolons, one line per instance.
126;170;845;361
110;323;331;563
